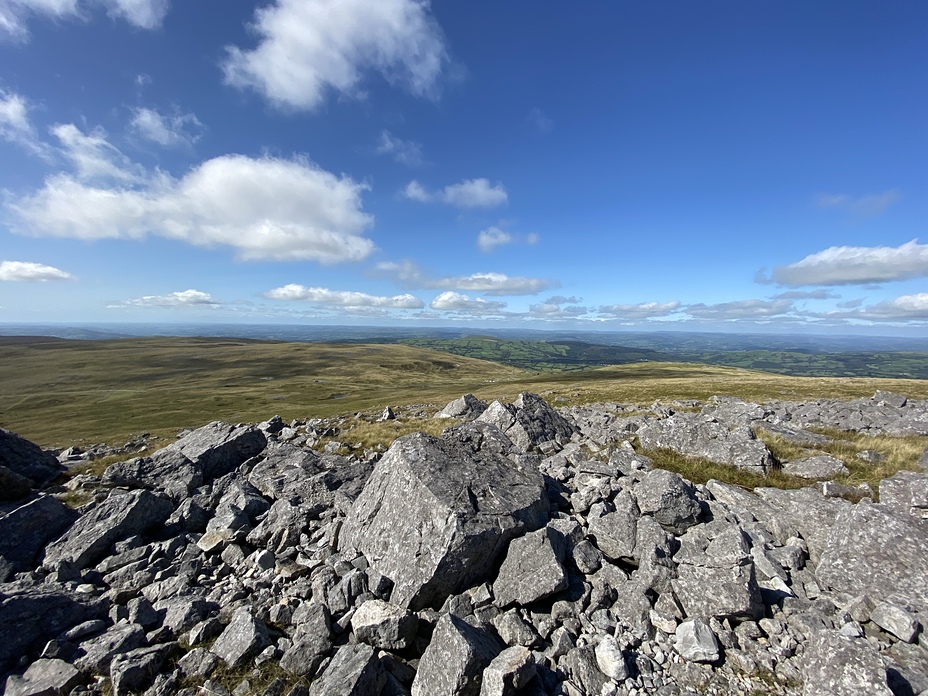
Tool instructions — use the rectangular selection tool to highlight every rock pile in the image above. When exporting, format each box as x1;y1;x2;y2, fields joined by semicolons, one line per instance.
1;390;927;696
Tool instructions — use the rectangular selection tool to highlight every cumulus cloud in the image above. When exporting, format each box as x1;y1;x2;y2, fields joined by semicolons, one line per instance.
597;301;681;320
772;289;838;300
817;190;901;217
685;299;793;321
376;260;554;296
375;130;422;166
759;240;928;287
441;178;507;208
222;0;448;111
477;226;512;253
812;294;928;323
115;289;219;308
264;284;423;308
0;260;72;281
7;132;376;262
0;0;167;40
401;179;431;202
528;301;588;319
130;107;203;147
429;291;506;314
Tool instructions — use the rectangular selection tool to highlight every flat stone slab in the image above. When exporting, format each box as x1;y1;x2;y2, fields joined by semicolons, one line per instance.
783;455;849;480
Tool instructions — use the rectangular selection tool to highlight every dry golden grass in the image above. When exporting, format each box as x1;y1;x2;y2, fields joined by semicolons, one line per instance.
331;416;451;451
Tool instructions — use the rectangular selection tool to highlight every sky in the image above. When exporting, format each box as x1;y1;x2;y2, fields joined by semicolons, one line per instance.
0;0;926;334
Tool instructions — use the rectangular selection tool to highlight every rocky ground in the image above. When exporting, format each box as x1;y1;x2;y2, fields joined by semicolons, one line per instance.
1;389;928;696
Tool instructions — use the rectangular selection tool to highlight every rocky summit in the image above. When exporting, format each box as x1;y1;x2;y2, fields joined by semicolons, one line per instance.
2;390;928;696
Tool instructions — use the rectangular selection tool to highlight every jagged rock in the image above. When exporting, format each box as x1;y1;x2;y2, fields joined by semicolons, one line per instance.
594;634;629;681
801;629;893;695
754;486;849;564
209;608;270;668
0;496;77;579
247;443;324;500
563;645;609;695
110;644;173;696
340;424;549;610
479;646;536;696
673;559;762;622
3;658;84;696
43;489;173;571
177;647;219;678
675;618;721;663
380;406;396;421
0;465;33;500
436;394;489;421
0;428;61;486
0;585;108;673
155;597;217;635
351;599;418;650
280;603;332;677
308;643;386;696
633;468;702;533
815;502;928;615
782;455;849;479
587;490;639;562
103;422;266;497
869;602;920;643
874;390;907;408
476;393;576;452
73;622;147;673
493;526;567;608
412;614;503;696
879;471;928;519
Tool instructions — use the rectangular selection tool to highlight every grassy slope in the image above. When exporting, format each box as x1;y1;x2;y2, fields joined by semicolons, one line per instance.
2;337;928;450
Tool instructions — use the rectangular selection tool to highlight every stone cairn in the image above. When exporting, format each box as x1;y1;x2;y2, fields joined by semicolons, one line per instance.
1;389;928;696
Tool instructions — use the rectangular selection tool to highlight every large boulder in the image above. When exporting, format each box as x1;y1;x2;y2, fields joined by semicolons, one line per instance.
4;658;85;696
436;394;489;421
637;414;774;473
0;496;77;579
412;614;503;696
879;471;928;519
340;423;549;611
43;489;174;570
815;502;928;615
103;421;266;497
492;525;568;608
308;643;386;696
477;392;577;452
0;465;33;501
754;487;849;565
0;428;60;486
801;629;892;695
633;469;702;534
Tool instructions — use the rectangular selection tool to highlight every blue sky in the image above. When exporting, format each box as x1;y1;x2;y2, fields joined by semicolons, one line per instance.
0;0;926;334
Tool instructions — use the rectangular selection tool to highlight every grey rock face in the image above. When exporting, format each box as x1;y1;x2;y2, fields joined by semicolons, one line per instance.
675;618;720;663
246;443;323;501
673;560;762;622
477;392;576;452
0;428;61;486
0;496;77;578
436;394;489;421
492;526;567;608
412;614;503;696
587;491;639;562
308;643;386;696
782;455;849;480
636;414;774;473
870;602;920;643
210;608;270;668
0;465;33;500
279;603;331;677
879;470;928;519
110;644;173;696
3;658;84;696
801;629;892;696
479;646;536;696
104;421;266;496
633;468;702;533
594;634;629;681
43;489;173;570
351;599;418;650
73;622;147;673
815;503;928;615
340;425;549;610
563;645;609;696
755;486;849;565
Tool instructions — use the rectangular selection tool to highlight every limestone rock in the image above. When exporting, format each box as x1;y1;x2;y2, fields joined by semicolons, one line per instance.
0;428;61;486
0;464;33;500
594;634;629;680
870;601;920;643
43;489;173;570
412;614;503;696
3;658;84;696
340;425;548;610
675;618;721;663
308;643;386;696
492;526;567;608
754;486;849;565
110;644;173;696
673;560;762;622
0;496;77;578
801;629;892;696
479;646;536;696
436;394;489;421
73;622;147;673
587;491;639;562
633;468;702;533
879;470;928;519
476;392;576;452
782;455;849;480
351;599;418;650
210;608;270;669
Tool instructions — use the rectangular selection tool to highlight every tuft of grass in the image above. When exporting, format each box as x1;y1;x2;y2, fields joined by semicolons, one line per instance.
318;416;452;452
639;447;810;490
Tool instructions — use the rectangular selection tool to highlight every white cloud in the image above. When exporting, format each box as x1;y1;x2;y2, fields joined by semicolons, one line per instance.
376;260;554;296
528;301;588;319
8;140;376;262
430;291;506;314
222;0;448;112
375;130;422;166
598;301;681;320
685;299;793;321
0;89;50;156
477;226;512;253
0;260;72;281
130;107;203;147
772;289;838;300
760;240;928;287
0;0;167;40
401;179;431;202
116;289;220;308
813;294;928;323
441;178;507;208
817;190;901;217
264;284;423;308
527;107;553;134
